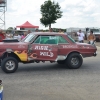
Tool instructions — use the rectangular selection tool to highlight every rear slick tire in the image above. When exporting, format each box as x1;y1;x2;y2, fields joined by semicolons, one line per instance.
66;53;83;69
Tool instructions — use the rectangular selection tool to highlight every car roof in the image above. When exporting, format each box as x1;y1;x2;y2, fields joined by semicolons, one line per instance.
30;32;67;36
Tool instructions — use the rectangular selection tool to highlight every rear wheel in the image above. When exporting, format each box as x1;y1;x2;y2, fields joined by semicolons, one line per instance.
1;57;18;73
66;53;83;69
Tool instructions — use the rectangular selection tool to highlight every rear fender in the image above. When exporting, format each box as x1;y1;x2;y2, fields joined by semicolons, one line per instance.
67;51;83;59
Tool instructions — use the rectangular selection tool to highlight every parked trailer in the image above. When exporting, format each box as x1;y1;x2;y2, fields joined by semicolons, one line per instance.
86;27;100;42
66;27;86;41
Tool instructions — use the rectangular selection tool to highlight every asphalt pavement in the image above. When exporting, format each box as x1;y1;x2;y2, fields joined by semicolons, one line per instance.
0;47;100;100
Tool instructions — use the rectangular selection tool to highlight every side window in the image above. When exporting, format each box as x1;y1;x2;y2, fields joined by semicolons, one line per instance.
34;36;41;43
45;36;57;44
34;35;58;44
40;36;49;44
58;36;69;44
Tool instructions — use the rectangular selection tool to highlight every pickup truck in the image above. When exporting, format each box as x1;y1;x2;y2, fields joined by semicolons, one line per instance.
0;32;97;73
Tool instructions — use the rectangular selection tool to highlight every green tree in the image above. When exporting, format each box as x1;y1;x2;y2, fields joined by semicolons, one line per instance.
40;0;63;30
7;27;13;30
7;27;14;33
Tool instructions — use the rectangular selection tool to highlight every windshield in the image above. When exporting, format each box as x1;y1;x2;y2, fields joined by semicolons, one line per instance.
67;35;75;43
22;34;35;42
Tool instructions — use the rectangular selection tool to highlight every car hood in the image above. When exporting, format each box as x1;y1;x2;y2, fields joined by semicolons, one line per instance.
76;42;97;49
0;41;29;45
76;42;90;46
0;42;29;49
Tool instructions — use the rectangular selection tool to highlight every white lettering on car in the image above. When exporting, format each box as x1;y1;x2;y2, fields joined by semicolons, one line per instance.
40;52;54;57
35;46;48;50
63;45;78;48
18;45;25;48
35;46;38;50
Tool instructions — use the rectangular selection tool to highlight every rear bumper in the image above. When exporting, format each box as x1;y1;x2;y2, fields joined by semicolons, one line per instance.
93;52;97;56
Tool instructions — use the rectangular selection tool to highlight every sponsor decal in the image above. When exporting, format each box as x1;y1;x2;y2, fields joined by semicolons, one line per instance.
40;52;54;57
63;45;78;48
29;53;37;59
18;45;25;48
35;46;48;50
14;50;38;61
14;50;27;61
82;46;89;48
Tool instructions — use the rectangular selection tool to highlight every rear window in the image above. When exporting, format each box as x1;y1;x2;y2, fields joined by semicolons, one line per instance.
68;35;75;43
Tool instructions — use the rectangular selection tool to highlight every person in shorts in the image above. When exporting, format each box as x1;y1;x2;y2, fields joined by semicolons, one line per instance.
87;30;95;44
77;29;85;43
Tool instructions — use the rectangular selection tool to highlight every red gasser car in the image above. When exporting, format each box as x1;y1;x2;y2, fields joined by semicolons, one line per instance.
0;32;97;73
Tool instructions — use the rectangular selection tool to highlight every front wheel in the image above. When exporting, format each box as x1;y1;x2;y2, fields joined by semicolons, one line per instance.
1;57;18;73
66;53;83;69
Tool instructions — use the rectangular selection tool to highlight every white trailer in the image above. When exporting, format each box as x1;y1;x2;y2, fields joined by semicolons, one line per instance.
86;27;100;42
66;27;86;41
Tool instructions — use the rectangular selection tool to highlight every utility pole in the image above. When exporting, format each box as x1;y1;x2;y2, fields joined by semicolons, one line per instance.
0;0;7;30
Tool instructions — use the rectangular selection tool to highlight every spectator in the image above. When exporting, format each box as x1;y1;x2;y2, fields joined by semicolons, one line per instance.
49;28;53;32
0;29;3;34
13;33;21;41
0;29;5;42
17;34;21;41
27;30;31;34
77;29;85;43
59;29;64;34
13;33;18;39
87;30;95;44
6;32;12;39
35;29;38;32
21;32;27;40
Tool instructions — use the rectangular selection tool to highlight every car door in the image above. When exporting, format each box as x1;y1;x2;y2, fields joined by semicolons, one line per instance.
31;35;58;61
57;36;72;55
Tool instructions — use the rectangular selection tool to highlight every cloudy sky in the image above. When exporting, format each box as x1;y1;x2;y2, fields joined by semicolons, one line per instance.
3;0;100;29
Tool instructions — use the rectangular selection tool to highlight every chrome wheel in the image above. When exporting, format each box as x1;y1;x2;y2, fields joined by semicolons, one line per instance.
1;57;18;73
71;57;79;66
66;53;83;69
5;60;15;71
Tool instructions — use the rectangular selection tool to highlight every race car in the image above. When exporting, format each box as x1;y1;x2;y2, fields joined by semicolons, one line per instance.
0;32;97;73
